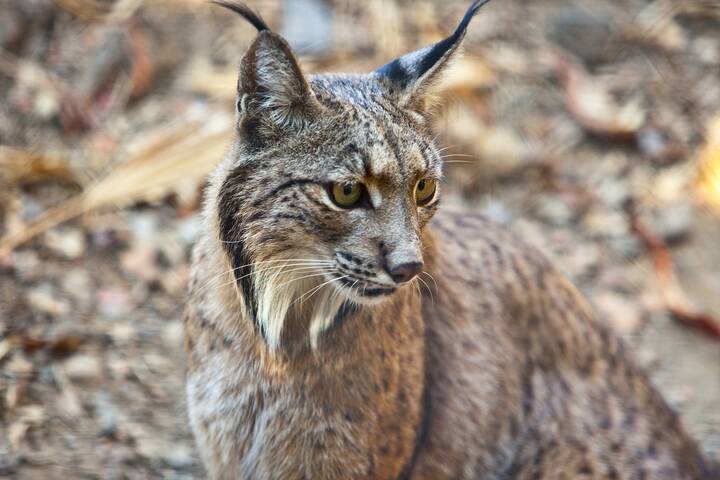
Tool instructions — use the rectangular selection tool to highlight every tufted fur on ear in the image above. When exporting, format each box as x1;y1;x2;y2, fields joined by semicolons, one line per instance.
213;1;323;133
376;0;492;113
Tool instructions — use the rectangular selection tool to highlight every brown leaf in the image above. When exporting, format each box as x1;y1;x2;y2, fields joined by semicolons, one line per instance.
554;53;645;140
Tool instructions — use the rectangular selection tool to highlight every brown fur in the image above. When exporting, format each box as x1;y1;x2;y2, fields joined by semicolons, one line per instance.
184;2;712;478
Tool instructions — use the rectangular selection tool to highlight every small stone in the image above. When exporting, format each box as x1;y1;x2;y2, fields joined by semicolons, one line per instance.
57;388;83;420
98;287;133;318
107;355;132;380
25;284;70;316
163;444;196;469
534;195;574;226
43;227;86;259
163;321;184;349
60;269;93;306
63;354;103;383
6;355;34;376
594;291;643;334
477;126;529;177
693;36;720;65
637;127;683;165
120;246;159;283
176;215;202;246
582;210;629;238
666;384;696;409
651;202;694;245
564;243;600;278
93;392;120;439
135;437;164;462
606;236;643;259
109;322;138;345
596;178;630;209
11;250;42;281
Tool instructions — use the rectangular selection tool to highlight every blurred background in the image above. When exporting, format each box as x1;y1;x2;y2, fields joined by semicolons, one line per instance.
0;0;719;477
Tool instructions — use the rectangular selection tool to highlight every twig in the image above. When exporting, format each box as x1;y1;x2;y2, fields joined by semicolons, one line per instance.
625;200;720;340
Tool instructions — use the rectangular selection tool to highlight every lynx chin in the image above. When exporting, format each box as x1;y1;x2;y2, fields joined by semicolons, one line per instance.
183;1;713;479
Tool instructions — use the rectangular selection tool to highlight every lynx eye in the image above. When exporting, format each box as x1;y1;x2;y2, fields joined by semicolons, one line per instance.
329;182;364;208
415;178;437;205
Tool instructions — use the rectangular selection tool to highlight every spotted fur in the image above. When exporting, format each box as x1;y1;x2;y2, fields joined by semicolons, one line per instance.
184;2;712;479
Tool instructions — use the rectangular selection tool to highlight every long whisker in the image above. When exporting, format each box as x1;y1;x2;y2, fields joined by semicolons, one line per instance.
273;270;333;290
296;275;349;305
215;258;335;268
435;145;458;155
413;278;422;299
199;260;333;287
421;271;439;294
417;275;434;305
194;262;332;295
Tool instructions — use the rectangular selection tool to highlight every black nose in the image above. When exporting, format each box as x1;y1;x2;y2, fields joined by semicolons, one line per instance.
389;262;424;284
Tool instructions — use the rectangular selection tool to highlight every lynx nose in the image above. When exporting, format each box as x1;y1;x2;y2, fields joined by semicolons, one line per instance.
389;262;424;284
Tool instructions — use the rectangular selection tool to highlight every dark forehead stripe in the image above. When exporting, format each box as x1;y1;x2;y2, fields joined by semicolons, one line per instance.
251;178;316;207
341;142;368;177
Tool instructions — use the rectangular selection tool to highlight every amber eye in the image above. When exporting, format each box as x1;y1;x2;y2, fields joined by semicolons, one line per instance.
330;182;364;208
415;178;437;205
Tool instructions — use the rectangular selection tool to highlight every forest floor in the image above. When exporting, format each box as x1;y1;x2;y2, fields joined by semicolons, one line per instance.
1;0;719;478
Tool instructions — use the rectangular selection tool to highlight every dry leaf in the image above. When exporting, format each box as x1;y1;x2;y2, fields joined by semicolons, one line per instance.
0;109;232;257
0;147;75;185
554;53;646;140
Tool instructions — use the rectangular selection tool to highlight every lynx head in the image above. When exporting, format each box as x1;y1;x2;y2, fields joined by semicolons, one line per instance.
211;1;488;350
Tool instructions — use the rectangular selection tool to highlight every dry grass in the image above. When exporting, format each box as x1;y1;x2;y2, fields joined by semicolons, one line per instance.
0;111;233;257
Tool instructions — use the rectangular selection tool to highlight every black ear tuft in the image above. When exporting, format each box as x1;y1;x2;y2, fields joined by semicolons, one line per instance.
376;0;492;108
211;1;271;32
214;1;323;133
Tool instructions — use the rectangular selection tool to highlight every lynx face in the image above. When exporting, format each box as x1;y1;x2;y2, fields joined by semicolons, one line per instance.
212;1;484;349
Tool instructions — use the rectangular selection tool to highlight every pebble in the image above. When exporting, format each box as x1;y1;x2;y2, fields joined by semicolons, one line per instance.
63;354;103;383
176;215;202;247
163;321;184;350
60;269;93;306
650;202;694;245
93;392;120;439
477;126;529;177
57;387;83;420
595;178;630;209
43;227;86;259
25;284;70;316
109;322;138;345
11;250;42;282
97;287;133;318
606;236;643;259
534;195;575;226
594;291;643;334
162;444;196;469
582;210;629;238
6;355;34;376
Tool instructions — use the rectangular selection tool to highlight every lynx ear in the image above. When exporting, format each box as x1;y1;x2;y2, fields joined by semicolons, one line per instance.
213;1;322;132
376;0;490;112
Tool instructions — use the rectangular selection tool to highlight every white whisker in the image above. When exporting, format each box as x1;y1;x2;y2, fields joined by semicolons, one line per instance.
417;275;434;305
297;275;349;305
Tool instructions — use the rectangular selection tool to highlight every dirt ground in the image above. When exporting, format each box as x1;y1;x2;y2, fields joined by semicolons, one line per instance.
1;0;719;478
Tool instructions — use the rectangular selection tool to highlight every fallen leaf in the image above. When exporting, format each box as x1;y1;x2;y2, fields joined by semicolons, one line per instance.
554;53;645;140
